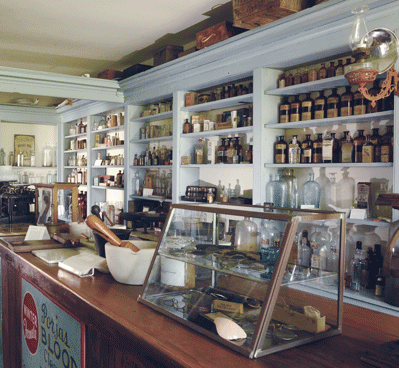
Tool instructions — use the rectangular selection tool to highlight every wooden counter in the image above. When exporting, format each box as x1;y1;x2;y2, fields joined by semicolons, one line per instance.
1;240;398;368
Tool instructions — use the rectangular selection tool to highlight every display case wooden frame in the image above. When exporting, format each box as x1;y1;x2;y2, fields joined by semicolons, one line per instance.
34;183;80;224
139;203;346;358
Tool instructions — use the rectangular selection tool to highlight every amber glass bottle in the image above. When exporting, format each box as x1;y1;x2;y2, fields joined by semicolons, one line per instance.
290;95;301;122
301;134;313;163
294;69;302;85
362;134;375;163
367;80;380;113
380;125;393;162
370;128;381;162
353;89;367;115
335;59;344;76
312;133;323;163
217;138;227;164
327;62;336;78
314;91;327;119
308;66;318;82
301;93;313;121
285;71;294;87
326;88;340;118
353;129;366;163
340;86;353;117
279;96;290;124
278;73;286;88
301;67;309;83
317;63;327;79
339;131;350;162
183;118;191;134
274;136;288;164
331;132;340;163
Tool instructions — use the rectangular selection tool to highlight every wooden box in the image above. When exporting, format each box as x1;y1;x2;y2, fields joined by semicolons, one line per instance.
196;21;246;50
272;305;326;333
233;0;308;29
153;45;183;66
97;70;123;80
178;47;197;58
122;64;152;79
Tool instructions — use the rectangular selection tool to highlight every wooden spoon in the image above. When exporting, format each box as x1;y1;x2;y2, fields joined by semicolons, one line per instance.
85;215;139;252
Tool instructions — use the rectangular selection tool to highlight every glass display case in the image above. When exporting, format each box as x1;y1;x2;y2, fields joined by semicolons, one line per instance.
34;183;80;224
138;203;346;358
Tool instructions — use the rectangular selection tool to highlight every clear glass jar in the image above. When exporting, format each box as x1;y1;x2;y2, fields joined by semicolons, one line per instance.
0;149;5;166
132;172;142;196
302;172;321;209
235;217;258;252
280;168;296;208
43;144;53;167
265;174;288;208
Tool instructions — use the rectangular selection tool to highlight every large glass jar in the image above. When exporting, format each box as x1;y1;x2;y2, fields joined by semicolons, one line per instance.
42;144;53;167
235;217;258;252
302;172;321;209
280;168;296;208
132;172;142;196
265;174;287;208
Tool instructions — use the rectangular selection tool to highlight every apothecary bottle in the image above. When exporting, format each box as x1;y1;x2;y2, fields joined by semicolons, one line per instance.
278;73;286;88
326;88;340;118
301;134;313;163
279;96;290;123
314;90;327;119
302;172;321;208
370;128;381;162
288;135;301;164
312;133;323;163
327;61;335;78
353;129;366;163
341;134;354;163
9;151;14;166
42;144;53;167
285;70;294;87
274;136;288;164
294;69;302;85
183;118;191;134
335;59;344;76
132;172;142;196
290;95;301;122
340;86;353;116
362;134;374;163
0;149;5;166
194;138;205;164
301;93;313;121
367;80;380;113
298;230;311;272
217;137;227;164
280;169;296;208
322;131;334;163
265;174;287;208
301;67;309;83
317;63;327;79
308;65;317;82
235;217;258;252
380;125;393;162
353;88;367;115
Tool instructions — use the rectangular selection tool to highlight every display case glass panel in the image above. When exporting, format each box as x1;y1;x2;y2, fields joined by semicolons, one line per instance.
139;204;345;358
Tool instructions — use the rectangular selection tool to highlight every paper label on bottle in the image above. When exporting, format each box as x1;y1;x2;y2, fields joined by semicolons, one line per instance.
340;107;352;116
362;146;374;162
322;141;333;161
314;110;324;119
327;109;338;118
279;114;289;124
354;105;366;115
301;112;312;120
275;154;286;164
161;257;185;287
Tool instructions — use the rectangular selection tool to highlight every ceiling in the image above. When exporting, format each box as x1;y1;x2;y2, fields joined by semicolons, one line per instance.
0;0;233;107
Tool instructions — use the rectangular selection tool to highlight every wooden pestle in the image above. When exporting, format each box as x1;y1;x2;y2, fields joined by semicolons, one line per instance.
85;215;139;252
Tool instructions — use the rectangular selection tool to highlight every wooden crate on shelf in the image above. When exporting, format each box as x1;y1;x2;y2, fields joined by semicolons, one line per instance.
196;21;247;50
233;0;308;29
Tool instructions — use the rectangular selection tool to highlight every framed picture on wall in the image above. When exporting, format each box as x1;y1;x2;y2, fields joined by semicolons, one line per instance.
14;134;35;166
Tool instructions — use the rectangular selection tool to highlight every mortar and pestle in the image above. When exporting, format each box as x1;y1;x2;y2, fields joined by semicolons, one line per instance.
86;215;138;256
